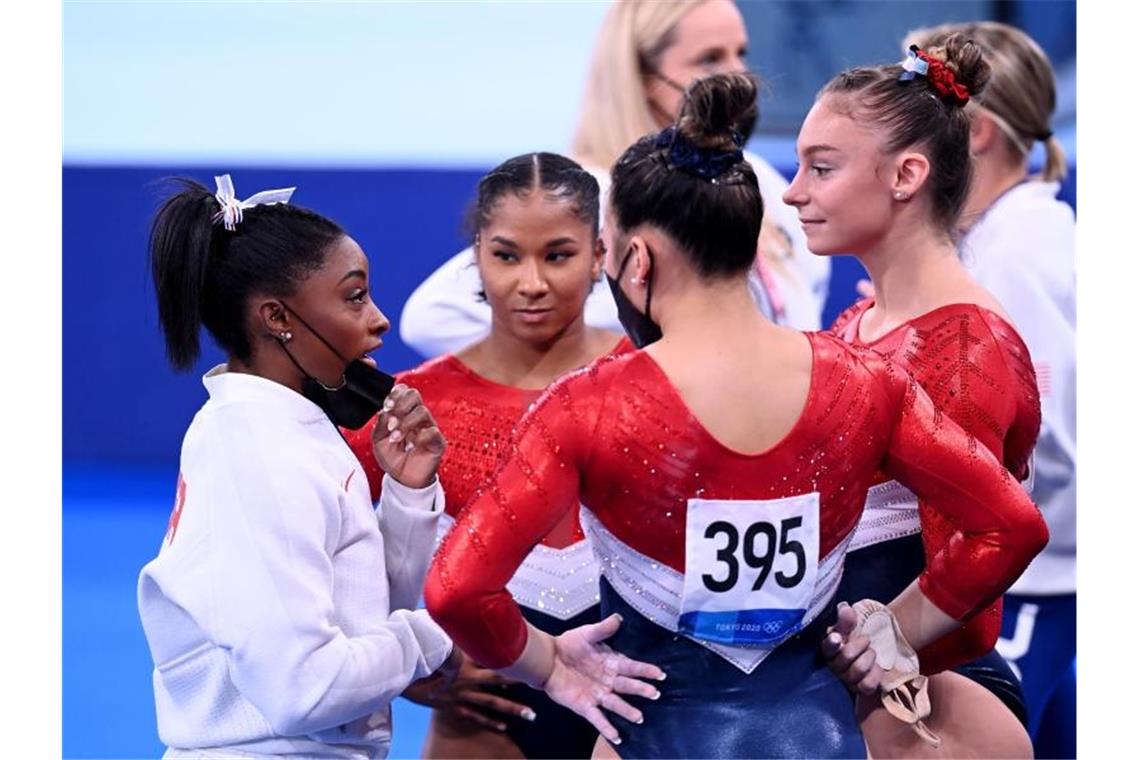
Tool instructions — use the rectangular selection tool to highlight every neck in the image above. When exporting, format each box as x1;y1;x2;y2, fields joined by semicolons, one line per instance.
652;273;772;351
859;219;967;324
475;312;597;388
958;155;1029;235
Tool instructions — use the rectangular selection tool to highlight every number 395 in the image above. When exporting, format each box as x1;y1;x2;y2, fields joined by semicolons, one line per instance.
702;518;806;593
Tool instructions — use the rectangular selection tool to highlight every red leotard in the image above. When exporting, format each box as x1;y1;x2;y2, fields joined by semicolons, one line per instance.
832;299;1041;673
425;332;1047;670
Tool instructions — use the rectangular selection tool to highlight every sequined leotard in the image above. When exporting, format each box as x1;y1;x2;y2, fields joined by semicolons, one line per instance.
425;332;1047;758
831;301;1040;667
343;340;631;759
831;300;1041;725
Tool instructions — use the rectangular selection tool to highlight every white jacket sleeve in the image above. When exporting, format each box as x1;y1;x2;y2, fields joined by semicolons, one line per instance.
379;473;445;611
201;442;452;737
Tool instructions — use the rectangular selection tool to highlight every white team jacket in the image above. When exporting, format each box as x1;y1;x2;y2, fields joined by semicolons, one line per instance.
398;152;831;358
138;366;452;758
961;180;1076;596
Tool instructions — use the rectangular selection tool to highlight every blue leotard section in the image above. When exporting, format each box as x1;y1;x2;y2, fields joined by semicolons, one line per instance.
600;576;866;759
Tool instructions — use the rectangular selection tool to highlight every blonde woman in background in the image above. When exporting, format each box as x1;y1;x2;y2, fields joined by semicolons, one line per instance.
399;0;830;357
908;21;1076;759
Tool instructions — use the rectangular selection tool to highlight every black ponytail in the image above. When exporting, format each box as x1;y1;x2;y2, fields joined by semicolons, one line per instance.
148;177;344;371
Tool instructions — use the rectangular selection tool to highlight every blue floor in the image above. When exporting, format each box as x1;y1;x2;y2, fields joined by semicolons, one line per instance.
63;463;432;759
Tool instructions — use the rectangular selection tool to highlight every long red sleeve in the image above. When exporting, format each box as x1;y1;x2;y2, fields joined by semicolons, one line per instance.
424;368;605;667
876;358;1048;621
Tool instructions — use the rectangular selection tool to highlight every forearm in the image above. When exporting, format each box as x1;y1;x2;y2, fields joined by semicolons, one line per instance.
496;622;556;688
886;579;960;653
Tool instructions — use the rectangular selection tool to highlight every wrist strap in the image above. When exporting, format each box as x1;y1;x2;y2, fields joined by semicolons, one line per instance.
852;599;942;748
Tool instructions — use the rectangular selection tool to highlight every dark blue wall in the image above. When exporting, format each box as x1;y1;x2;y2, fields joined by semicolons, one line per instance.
62;163;1075;466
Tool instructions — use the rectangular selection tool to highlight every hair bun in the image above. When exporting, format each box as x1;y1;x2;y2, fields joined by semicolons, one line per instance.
676;72;759;150
925;32;991;99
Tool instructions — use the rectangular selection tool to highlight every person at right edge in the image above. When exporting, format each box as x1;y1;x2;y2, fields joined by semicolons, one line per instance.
783;30;1058;759
908;22;1077;760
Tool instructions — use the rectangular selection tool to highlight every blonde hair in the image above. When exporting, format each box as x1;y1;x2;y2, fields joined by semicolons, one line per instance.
906;21;1067;182
571;0;704;169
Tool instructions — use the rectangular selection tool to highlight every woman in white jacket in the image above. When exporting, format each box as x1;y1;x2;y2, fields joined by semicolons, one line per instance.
137;176;658;758
400;0;830;357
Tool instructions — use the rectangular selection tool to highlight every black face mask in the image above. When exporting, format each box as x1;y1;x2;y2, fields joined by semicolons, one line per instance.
276;303;395;430
606;246;663;348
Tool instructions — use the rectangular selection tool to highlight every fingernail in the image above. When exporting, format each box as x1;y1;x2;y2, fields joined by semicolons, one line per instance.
650;690;661;700
656;672;667;681
389;430;403;442
521;708;537;722
387;416;399;432
828;633;842;646
636;715;644;724
611;737;621;745
382;399;395;412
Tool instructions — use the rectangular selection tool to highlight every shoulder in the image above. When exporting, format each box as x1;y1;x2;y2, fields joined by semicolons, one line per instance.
828;297;873;336
913;304;1035;394
529;348;640;420
807;331;913;412
973;307;1037;383
184;405;338;493
553;346;639;394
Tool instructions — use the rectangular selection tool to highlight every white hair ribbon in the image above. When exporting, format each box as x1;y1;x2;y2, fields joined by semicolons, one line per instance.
213;174;297;231
899;48;930;81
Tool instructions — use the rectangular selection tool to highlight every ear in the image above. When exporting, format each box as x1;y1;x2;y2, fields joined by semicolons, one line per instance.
254;298;291;341
892;151;931;201
625;235;654;286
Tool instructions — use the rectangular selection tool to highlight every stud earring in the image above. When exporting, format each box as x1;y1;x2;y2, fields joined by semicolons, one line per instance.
279;331;293;343
894;191;911;201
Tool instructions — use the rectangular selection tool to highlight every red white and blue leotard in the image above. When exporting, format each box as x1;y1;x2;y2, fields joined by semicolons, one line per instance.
424;331;1046;757
831;300;1041;675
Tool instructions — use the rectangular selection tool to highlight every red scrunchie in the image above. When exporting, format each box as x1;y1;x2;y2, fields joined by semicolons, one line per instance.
916;50;970;105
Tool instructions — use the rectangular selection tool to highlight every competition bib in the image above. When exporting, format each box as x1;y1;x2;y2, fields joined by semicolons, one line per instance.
679;493;820;646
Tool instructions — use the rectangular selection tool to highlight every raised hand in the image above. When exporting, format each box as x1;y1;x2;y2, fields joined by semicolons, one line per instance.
543;613;666;746
371;384;446;489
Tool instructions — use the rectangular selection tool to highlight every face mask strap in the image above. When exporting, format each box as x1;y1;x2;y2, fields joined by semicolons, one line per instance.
276;336;346;392
278;301;353;364
275;301;349;391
